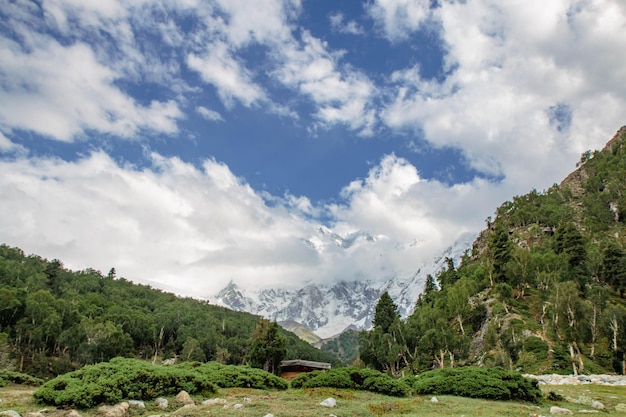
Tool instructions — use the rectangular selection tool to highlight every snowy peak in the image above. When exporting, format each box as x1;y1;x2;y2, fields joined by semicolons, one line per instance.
214;233;476;339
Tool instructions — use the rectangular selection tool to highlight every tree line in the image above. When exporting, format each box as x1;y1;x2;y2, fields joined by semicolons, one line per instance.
0;245;338;378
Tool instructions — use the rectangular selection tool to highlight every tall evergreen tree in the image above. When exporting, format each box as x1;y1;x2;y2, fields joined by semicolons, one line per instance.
373;291;399;333
555;222;589;292
488;223;512;284
600;241;626;297
417;274;437;306
248;319;286;375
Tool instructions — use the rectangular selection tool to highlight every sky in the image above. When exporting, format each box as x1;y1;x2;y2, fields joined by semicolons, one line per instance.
1;0;625;298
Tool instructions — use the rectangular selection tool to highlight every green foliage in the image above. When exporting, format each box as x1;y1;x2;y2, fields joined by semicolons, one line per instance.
177;361;288;390
34;358;218;408
489;223;513;284
0;370;44;386
0;244;337;378
408;367;542;403
320;330;359;365
373;292;399;333
34;357;289;409
248;319;286;374
290;367;410;397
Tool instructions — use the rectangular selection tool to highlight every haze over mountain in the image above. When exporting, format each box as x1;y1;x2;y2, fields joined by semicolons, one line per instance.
215;233;476;338
1;1;625;297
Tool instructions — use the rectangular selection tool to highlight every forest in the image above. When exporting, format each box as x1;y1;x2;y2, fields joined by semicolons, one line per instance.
0;247;339;378
359;127;626;376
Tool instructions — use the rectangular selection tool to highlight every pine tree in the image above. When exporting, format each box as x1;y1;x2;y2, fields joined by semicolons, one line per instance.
555;222;589;292
488;223;512;284
600;241;626;297
248;319;286;374
417;274;437;306
373;291;399;333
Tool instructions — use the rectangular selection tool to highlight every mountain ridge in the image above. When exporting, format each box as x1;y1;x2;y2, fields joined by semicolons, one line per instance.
214;232;476;338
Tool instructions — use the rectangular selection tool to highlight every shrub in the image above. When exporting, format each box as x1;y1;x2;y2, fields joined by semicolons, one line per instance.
34;358;218;408
408;367;541;403
34;358;288;409
291;367;409;397
195;362;288;390
0;370;45;386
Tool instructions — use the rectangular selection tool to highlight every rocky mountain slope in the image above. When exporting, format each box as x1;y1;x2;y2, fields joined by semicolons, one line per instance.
214;232;475;338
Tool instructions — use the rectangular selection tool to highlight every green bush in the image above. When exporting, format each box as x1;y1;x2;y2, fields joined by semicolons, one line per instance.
34;358;218;408
408;367;541;403
194;362;288;390
291;367;409;397
0;370;45;386
34;358;289;409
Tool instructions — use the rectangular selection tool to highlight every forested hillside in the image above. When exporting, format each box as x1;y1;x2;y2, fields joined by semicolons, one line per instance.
360;126;626;376
0;248;339;378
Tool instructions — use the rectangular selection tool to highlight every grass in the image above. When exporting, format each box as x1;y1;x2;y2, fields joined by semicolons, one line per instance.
2;383;626;417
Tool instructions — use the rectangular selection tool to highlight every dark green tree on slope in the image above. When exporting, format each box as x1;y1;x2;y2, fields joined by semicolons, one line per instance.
248;319;286;375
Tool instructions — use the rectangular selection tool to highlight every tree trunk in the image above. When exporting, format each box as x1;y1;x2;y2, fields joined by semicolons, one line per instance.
590;306;598;358
569;344;578;376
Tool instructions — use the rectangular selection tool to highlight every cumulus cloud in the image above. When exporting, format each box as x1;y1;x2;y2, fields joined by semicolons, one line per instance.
0;151;494;296
367;0;432;41
272;31;377;134
187;43;266;109
381;0;626;195
0;36;182;142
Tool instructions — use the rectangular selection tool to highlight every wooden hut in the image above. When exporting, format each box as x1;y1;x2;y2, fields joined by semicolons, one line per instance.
279;359;331;381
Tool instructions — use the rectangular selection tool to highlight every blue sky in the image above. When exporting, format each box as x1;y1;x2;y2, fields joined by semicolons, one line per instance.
1;0;625;296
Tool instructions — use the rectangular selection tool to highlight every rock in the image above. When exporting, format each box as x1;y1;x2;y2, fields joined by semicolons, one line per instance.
0;411;21;417
590;400;604;410
154;398;168;410
128;400;145;409
319;398;336;408
97;402;129;417
615;403;626;412
430;396;439;403
161;358;176;365
233;404;244;409
175;390;194;404
263;414;274;417
549;406;573;415
67;410;82;417
202;398;227;405
23;413;44;417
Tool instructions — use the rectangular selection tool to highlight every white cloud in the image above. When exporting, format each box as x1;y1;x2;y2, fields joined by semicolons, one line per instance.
329;12;364;35
196;106;224;122
367;0;431;41
273;31;377;134
0;151;496;296
0;36;182;142
381;0;626;195
0;131;26;154
188;42;265;109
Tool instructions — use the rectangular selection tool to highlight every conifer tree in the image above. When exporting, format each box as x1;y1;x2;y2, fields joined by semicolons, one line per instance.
488;223;512;284
373;291;399;333
600;241;626;297
248;319;286;375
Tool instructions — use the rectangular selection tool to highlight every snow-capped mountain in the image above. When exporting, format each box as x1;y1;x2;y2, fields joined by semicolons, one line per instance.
214;232;476;339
